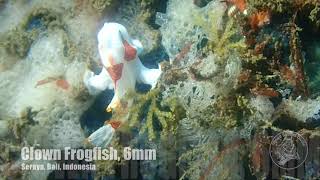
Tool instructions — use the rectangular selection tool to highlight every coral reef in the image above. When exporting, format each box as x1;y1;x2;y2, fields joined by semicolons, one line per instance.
154;0;320;179
0;0;319;179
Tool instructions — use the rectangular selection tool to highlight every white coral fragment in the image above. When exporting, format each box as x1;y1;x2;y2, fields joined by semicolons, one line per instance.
87;124;115;147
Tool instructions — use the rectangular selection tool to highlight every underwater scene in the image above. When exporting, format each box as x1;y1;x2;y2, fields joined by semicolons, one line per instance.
0;0;320;179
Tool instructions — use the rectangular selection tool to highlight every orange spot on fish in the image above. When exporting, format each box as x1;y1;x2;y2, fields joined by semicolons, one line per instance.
105;63;124;90
123;40;137;61
35;76;69;90
108;120;121;129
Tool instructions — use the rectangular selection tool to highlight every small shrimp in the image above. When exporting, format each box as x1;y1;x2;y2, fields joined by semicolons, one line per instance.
35;77;58;87
35;76;70;90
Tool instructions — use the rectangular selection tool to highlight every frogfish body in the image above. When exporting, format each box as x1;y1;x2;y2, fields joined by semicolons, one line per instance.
84;23;162;147
84;22;162;111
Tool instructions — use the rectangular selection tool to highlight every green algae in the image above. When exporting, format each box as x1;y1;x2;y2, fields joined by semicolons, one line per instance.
0;28;37;58
8;107;37;141
94;137;124;177
188;12;256;130
248;0;320;27
138;0;155;22
199;95;255;129
93;88;186;177
21;7;63;30
0;140;21;162
194;11;246;61
61;30;78;61
0;6;81;64
0;7;65;59
211;20;246;60
0;141;22;179
90;0;116;12
309;3;320;27
128;89;186;141
247;0;293;13
138;0;160;23
178;142;218;179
